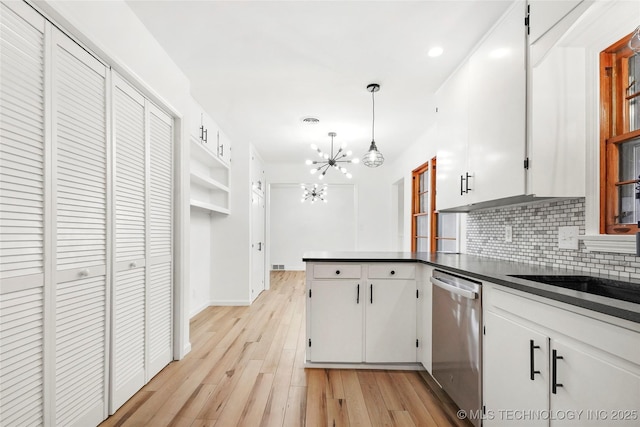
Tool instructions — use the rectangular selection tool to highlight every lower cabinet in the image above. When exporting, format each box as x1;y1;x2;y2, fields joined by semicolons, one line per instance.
309;280;363;363
484;284;640;426
306;263;418;365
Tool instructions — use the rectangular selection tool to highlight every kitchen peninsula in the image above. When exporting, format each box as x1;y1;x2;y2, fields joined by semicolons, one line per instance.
304;252;640;427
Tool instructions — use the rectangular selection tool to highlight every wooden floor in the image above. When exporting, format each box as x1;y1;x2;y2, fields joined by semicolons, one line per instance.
100;271;470;427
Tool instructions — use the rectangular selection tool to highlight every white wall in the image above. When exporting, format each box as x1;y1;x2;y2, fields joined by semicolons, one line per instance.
33;0;193;357
270;184;356;270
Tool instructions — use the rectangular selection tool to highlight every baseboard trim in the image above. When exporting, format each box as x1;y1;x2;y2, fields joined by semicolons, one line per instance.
209;299;251;306
304;361;425;371
189;300;213;318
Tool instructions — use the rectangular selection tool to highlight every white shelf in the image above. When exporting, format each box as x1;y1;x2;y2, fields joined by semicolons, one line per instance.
191;137;227;170
190;199;230;215
190;171;229;193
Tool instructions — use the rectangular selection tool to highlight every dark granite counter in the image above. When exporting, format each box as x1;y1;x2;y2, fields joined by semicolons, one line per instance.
303;252;640;324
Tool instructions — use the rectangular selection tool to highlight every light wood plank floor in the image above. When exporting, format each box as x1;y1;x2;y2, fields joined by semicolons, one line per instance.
100;271;470;427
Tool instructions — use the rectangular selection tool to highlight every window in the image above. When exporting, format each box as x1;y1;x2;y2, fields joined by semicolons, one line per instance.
411;160;432;251
600;30;640;235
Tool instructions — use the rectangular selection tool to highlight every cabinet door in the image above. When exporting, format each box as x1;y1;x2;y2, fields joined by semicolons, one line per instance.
0;3;47;425
218;128;232;165
435;61;469;211
309;281;363;363
52;27;108;427
550;339;640;426
365;280;416;363
189;100;203;141
201;111;217;153
111;75;147;412
483;312;549;427
147;104;174;379
467;2;526;204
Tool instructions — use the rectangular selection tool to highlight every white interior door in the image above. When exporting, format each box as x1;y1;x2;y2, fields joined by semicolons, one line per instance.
52;26;109;427
110;74;147;412
0;2;47;425
147;104;173;379
251;192;265;301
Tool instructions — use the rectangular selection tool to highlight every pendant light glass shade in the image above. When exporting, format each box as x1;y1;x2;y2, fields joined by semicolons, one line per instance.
362;83;384;167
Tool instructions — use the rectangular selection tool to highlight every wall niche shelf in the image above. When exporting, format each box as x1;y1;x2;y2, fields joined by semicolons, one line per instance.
190;137;230;215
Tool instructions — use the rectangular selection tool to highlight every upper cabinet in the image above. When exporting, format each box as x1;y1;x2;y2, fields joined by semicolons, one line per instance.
436;0;590;212
189;98;231;214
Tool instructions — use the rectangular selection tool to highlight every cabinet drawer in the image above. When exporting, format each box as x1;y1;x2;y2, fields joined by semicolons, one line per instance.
368;264;415;279
313;264;361;279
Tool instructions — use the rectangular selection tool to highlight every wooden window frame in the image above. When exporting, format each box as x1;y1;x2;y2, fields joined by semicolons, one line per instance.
411;158;437;252
600;30;640;235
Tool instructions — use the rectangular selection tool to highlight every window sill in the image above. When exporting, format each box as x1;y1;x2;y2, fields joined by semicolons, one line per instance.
580;234;636;255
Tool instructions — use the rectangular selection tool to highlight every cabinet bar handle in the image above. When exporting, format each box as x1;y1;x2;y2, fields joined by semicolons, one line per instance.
460;175;465;195
219;144;224;156
465;172;472;193
552;349;564;394
370;284;373;304
529;340;541;380
357;284;360;304
203;128;208;144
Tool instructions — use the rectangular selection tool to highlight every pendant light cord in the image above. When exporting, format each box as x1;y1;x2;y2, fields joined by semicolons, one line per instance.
371;90;375;142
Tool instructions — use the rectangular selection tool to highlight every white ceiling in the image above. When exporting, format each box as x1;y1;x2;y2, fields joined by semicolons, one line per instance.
126;0;511;164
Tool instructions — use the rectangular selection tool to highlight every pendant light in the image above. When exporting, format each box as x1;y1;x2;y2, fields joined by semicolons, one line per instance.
362;83;384;167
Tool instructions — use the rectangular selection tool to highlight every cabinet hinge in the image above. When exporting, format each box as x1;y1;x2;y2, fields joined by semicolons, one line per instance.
524;5;530;35
524;157;530;170
416;339;419;348
309;289;312;298
308;339;311;347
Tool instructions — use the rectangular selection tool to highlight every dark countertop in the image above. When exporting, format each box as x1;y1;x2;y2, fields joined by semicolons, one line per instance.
303;251;640;324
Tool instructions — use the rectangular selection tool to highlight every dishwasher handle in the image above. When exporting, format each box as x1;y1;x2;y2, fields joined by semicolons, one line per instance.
430;276;478;299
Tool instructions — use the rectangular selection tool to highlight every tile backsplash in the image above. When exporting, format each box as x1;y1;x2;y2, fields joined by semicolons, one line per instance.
467;198;640;280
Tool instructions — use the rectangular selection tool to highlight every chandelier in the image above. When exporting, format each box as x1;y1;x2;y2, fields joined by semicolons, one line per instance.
300;183;328;203
363;83;384;167
306;132;359;179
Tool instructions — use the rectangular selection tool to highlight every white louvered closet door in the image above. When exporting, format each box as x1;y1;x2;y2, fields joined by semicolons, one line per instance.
52;27;108;427
110;74;146;413
0;2;47;425
147;104;173;379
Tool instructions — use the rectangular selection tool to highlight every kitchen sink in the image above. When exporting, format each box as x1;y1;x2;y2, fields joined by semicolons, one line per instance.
508;275;640;305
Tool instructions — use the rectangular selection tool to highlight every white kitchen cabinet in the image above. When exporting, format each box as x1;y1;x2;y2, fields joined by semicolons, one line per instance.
435;62;469;211
306;262;418;366
436;0;590;211
365;279;417;363
217;128;232;166
484;284;640;426
436;1;527;210
309;280;363;363
484;312;549;427
467;0;527;205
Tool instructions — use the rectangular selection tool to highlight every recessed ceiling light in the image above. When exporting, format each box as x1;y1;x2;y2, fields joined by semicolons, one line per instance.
302;117;320;124
428;47;443;57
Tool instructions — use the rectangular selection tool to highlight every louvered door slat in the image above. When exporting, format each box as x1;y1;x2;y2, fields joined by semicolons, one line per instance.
53;27;107;427
0;287;44;427
110;75;147;412
0;4;46;421
147;106;173;379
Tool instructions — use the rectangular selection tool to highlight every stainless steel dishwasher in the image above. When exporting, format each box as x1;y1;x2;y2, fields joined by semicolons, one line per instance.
431;269;482;427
